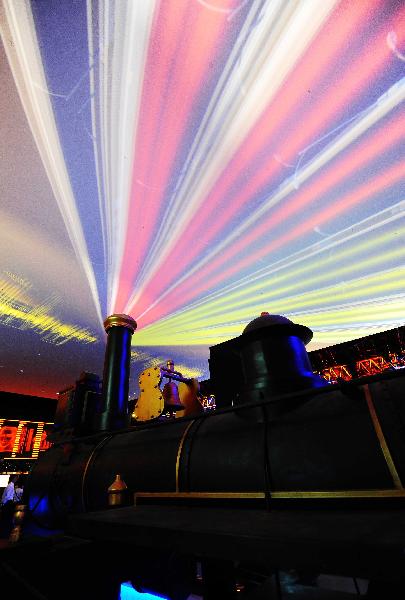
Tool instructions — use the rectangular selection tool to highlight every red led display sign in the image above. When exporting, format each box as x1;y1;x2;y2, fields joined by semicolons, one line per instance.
0;420;53;459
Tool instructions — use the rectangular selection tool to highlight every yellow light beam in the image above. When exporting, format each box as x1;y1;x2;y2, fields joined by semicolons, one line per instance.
133;295;405;347
137;240;405;336
0;286;97;345
134;267;405;345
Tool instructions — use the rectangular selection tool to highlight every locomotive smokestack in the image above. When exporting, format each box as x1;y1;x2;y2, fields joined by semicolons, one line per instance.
95;314;137;431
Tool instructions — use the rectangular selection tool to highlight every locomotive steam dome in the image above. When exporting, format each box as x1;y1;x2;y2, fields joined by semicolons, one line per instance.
236;312;326;409
242;311;312;344
244;311;293;330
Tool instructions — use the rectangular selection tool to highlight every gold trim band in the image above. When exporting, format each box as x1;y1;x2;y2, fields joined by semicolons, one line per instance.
273;489;405;498
137;492;265;500
104;314;137;333
134;489;405;501
363;384;403;489
175;420;195;492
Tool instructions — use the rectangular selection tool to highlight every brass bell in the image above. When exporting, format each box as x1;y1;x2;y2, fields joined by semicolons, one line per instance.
162;360;184;413
162;381;183;412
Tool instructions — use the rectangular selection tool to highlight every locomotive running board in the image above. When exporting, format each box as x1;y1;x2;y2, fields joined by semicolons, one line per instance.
134;489;405;504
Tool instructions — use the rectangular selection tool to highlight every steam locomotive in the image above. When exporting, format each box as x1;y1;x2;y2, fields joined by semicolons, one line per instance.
6;313;405;599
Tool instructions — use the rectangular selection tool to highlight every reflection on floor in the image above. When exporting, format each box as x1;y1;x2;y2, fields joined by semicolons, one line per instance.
120;581;168;599
120;571;369;599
